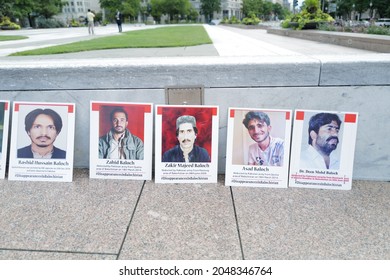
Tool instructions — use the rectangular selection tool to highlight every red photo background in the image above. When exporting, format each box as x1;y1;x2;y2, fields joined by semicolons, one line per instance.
98;104;145;141
161;107;214;158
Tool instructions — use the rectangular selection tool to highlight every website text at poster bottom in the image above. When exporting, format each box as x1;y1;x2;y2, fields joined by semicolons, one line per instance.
291;174;348;187
14;173;65;179
231;179;280;185
161;176;209;181
96;172;143;177
293;181;343;187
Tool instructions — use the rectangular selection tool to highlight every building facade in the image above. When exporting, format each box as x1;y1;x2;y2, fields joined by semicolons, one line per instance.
188;0;243;20
56;0;101;25
140;0;243;22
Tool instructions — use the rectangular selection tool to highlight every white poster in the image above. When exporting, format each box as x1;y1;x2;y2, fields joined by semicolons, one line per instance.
155;105;219;184
8;102;76;182
225;108;292;188
0;101;10;179
89;102;153;180
289;110;358;190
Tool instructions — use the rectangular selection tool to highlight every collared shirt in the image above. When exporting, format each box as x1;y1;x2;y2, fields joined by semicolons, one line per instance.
300;145;340;170
162;145;210;162
107;133;125;159
32;149;53;159
17;145;66;159
248;136;284;166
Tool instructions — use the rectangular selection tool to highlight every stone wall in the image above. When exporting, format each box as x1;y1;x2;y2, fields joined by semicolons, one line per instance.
1;55;389;180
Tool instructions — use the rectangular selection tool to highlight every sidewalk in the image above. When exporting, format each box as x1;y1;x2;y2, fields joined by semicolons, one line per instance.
1;24;389;260
1;170;389;260
0;24;377;60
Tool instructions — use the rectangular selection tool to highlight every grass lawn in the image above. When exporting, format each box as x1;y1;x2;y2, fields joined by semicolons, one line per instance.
0;35;28;41
10;25;212;56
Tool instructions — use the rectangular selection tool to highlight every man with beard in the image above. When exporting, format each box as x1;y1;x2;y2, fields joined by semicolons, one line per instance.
99;107;144;160
243;111;284;166
18;108;66;159
300;113;342;170
162;115;210;162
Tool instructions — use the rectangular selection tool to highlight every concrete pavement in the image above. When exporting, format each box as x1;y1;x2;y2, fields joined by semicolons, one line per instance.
0;23;377;60
1;24;389;260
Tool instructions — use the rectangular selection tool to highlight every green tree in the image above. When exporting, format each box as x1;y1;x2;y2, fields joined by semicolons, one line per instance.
123;0;141;20
272;3;290;20
100;0;141;22
368;0;390;18
200;0;221;22
1;0;63;26
262;0;273;20
242;0;263;17
0;0;14;18
334;0;390;19
150;0;164;23
35;0;63;19
8;0;35;18
162;0;191;22
187;6;199;22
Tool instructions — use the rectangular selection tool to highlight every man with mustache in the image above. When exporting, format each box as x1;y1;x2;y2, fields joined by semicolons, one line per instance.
300;113;342;170
17;108;66;159
99;107;144;160
162;115;210;162
243;111;284;166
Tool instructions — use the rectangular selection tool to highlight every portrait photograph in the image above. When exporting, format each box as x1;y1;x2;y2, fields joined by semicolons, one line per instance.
289;109;358;190
225;108;292;188
160;106;214;162
299;111;344;171
0;101;10;179
155;105;219;184
16;104;69;159
89;101;153;180
231;109;287;166
98;104;145;160
8;102;76;182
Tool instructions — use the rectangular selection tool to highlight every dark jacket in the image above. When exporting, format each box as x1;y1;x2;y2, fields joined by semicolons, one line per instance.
17;145;66;159
162;145;210;162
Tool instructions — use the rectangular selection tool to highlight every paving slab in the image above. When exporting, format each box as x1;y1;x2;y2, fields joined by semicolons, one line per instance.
118;176;242;259
212;25;378;55
0;44;218;60
0;169;143;255
232;180;390;259
0;250;116;260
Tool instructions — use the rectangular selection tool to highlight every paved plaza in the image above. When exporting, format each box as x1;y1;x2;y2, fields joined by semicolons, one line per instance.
0;23;377;59
0;24;389;260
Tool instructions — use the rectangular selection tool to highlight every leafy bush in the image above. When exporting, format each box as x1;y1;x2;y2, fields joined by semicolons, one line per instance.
367;25;390;35
283;0;333;30
70;19;83;27
281;18;291;28
314;22;389;36
228;16;241;24
36;18;65;28
242;14;261;25
221;17;229;24
318;22;336;31
0;16;21;29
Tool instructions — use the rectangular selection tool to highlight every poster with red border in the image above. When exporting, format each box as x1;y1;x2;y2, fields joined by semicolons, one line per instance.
155;105;219;184
8;102;76;182
89;101;153;180
0;101;10;179
289;110;358;190
225;108;292;188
